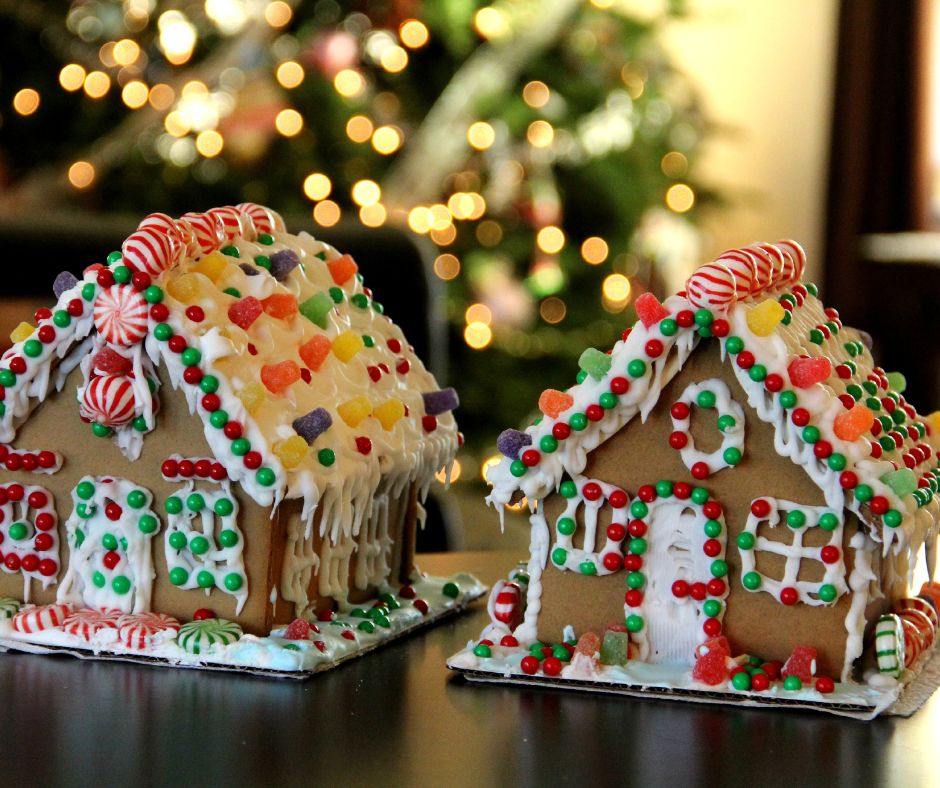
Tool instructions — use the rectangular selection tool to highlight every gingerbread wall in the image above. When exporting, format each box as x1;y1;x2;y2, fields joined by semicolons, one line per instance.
536;343;877;676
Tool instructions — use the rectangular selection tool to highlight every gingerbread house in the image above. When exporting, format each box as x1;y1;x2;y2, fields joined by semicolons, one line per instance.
0;203;481;675
450;241;940;715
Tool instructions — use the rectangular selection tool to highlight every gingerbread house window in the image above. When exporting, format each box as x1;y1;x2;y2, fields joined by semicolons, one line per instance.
0;482;59;600
355;496;393;590
163;484;248;614
738;497;847;606
549;476;629;576
669;378;745;478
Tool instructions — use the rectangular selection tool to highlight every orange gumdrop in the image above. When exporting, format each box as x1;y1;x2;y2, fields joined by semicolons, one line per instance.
538;388;574;419
833;403;874;442
261;293;298;319
327;254;358;286
298;335;331;371
260;360;301;394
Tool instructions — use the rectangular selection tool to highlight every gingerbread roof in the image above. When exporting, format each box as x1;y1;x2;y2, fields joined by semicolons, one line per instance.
486;241;940;552
0;205;459;534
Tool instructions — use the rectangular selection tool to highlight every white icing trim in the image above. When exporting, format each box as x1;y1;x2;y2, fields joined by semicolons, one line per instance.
669;378;745;475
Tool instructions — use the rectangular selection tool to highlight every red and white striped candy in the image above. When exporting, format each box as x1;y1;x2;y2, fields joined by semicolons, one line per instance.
179;211;225;255
899;607;935;649
122;226;177;276
236;202;284;235
901;617;927;667
81;374;136;427
685;240;807;312
490;580;523;629
12;603;71;633
62;608;122;641
93;286;148;346
207;206;246;243
895;597;939;634
117;612;180;650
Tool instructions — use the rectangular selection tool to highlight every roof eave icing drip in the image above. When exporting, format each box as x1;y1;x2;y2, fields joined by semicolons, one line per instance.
487;240;940;570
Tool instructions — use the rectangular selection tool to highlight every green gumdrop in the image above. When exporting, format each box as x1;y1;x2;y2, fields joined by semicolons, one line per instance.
299;292;334;328
886;371;906;393
599;630;630;666
578;347;612;381
880;468;918;498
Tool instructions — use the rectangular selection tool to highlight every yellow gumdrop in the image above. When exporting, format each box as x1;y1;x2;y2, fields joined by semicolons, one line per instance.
237;382;266;414
191;250;228;282
374;399;405;430
274;436;309;469
332;331;364;363
337;395;372;427
746;299;785;337
166;273;201;303
10;322;33;343
926;411;940;439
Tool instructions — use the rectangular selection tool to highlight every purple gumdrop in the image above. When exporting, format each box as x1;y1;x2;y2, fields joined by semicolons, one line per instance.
269;249;300;282
239;263;261;277
422;387;459;416
292;407;333;445
497;429;532;459
53;271;79;298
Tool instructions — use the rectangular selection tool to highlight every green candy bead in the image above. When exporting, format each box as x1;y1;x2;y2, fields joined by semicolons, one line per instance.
221;245;240;258
540;435;558;453
723;447;742;466
189;536;210;555
854;484;873;502
510;459;527;477
256;467;276;486
748;364;767;382
112;575;131;595
52;310;71;328
91;423;112;438
165;496;183;515
737;532;755;550
82;283;97;301
655;480;673;498
168;531;187;550
693;308;713;327
214;497;234;516
696;390;717;409
126;490;147;509
181;347;201;367
783;675;802;691
569;413;588;431
138;515;158;534
557;517;576;536
786;510;807;528
626;614;644;633
254;255;271;270
209;410;228;428
710;559;728;578
817;512;839;531
169;567;189;586
199;375;219;393
883;509;903;528
230;438;250;456
76;481;95;500
186;493;205;512
474;643;492;658
317;448;336;467
223;287;241;298
357;620;375;634
818;584;837;603
778;390;797;409
575;370;587;384
626;571;645;589
742;571;762;590
23;340;42;358
725;336;744;354
92;571;106;588
8;523;27;541
704;519;722;538
660;318;677;336
579;561;597;576
102;532;118;550
197;570;215;589
691;487;709;505
827;453;846;471
599;392;617;410
112;265;131;283
731;671;751;691
153;323;173;341
629;537;648;555
627;359;647;378
801;425;820;444
630;500;648;519
143;285;164;304
552;547;568;566
442;582;460;598
258;233;274;246
219;529;239;548
703;599;722;618
717;414;737;432
132;416;149;432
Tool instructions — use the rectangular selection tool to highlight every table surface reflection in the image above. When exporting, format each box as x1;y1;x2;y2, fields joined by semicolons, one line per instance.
0;551;936;787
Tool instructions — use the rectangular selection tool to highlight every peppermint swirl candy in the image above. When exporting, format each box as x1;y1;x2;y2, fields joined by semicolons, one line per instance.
179;211;225;255
81;374;136;427
0;597;22;619
62;608;122;641
177;618;243;655
12;603;71;633
117;611;180;650
122;226;178;277
236;202;285;235
93;285;149;346
206;206;246;243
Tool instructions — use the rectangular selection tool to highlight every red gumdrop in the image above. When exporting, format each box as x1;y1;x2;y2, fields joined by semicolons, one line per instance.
787;356;832;388
635;293;671;329
260;360;301;394
92;347;133;376
692;650;730;686
261;293;298;319
285;618;312;640
782;645;818;683
694;635;731;659
575;631;602;656
299;335;331;371
228;296;263;330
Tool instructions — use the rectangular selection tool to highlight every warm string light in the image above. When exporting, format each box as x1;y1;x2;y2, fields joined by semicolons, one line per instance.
313;200;341;227
433;254;461;280
276;61;304;89
303;173;332;201
581;236;608;264
275;108;303;137
347;115;373;142
666;183;695;213
68;161;95;189
12;89;40;116
399;19;429;48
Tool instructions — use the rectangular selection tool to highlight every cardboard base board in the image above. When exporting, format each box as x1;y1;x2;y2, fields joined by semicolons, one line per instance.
0;572;485;679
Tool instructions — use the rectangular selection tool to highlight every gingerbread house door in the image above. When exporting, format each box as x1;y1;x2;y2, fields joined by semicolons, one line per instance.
643;500;713;664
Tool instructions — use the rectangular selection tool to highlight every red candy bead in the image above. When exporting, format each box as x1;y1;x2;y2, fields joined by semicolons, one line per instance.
356;437;373;455
38;559;57;577
707;578;726;597
672;580;690;598
669;431;688;449
623;555;643;571
638;485;656;502
608;490;628;509
764;373;784;392
27;491;47;509
691;462;710;480
780;587;799;605
193;608;214;621
791;408;810;427
8;358;26;375
20;454;37;472
582;482;602;501
690;582;707;601
38;326;56;343
610;377;629;395
201;394;221;412
21;554;38;573
194;459;212;477
711;318;730;337
703;501;722;519
396;359;410;375
183;366;202;385
736;351;755;369
751;499;771;518
839;471;858;489
521;656;540;675
35;513;54;531
603;553;623;572
102;550;121;570
838;394;855;410
645;339;663;358
178;460;195;477
625;589;643;607
243;451;262;470
552;422;571;440
131;271;151;291
105;503;123;521
7;485;23;502
210;463;228;481
223;421;243;440
702;618;722;637
500;635;519;647
752;673;770;692
521;449;540;467
670;402;690;420
607;523;626;541
676;310;694;327
67;298;84;316
673;482;691;499
813;440;833;459
585;404;604;422
703;539;722;557
168;335;187;354
4;554;20;571
870;496;888;515
815;676;835;694
820;545;840;564
185;305;205;322
628;519;647;537
422;415;438;433
34;308;52;322
96;269;115;288
150;303;169;322
542;657;562;676
386;338;402;353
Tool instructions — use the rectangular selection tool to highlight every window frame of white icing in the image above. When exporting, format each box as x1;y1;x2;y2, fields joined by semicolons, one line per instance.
550;477;629;576
318;530;355;603
0;482;59;601
354;494;392;590
669;378;745;477
58;476;161;614
738;497;848;606
163;482;248;615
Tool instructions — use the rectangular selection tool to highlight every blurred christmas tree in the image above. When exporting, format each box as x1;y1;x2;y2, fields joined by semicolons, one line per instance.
0;0;708;468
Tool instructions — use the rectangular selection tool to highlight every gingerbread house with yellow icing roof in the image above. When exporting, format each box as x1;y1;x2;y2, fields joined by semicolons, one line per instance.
449;241;940;715
0;203;481;675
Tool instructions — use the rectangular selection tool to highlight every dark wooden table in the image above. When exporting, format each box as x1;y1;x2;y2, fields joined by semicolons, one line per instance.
0;551;936;787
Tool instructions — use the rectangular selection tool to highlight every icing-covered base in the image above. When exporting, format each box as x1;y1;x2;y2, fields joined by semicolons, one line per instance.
446;643;911;719
0;572;484;677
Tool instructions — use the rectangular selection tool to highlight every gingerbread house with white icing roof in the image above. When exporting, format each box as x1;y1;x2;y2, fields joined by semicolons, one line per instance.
0;203;482;675
450;241;940;714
